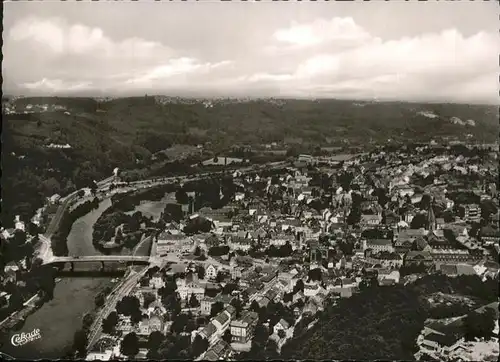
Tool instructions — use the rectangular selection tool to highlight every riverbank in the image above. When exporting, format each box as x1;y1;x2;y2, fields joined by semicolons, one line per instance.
0;195;159;359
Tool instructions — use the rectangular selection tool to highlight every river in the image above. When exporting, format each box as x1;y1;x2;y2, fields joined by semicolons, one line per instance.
1;199;116;359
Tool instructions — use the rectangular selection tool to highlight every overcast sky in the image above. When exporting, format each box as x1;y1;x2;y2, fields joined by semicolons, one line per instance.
3;1;499;103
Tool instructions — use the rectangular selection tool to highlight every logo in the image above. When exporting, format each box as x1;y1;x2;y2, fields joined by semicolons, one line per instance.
10;329;41;347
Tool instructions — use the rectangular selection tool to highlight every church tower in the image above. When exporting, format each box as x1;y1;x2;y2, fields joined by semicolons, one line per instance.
427;197;436;231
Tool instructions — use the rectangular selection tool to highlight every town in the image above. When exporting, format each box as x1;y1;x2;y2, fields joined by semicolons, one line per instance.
3;140;497;360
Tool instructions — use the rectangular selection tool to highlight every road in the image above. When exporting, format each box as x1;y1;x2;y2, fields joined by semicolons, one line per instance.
86;267;148;352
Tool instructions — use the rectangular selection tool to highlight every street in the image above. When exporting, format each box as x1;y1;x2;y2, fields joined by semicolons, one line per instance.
86;267;148;351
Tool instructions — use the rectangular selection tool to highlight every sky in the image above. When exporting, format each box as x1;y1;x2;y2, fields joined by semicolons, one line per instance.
3;0;499;104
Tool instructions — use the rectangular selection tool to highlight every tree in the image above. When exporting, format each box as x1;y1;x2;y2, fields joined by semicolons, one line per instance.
82;313;94;330
143;292;156;308
210;301;224;318
410;214;427;229
230;298;243;318
250;300;260;313
116;295;141;317
194;246;201;256
253;323;269;346
90;181;98;195
94;292;105;308
215;271;225;283
175;189;189;204
222;329;232;344
115;228;124;244
121;332;139;358
192;335;209;358
308;268;322;282
293;279;305;294
463;308;496;341
102;311;119;334
283;292;293;304
265;339;279;359
189;294;200;308
197;265;205;280
148;331;165;351
72;329;88;357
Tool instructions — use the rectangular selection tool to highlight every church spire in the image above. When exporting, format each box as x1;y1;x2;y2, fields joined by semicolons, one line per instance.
427;197;436;231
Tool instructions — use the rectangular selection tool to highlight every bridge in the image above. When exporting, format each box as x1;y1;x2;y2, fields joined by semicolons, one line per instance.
44;255;151;271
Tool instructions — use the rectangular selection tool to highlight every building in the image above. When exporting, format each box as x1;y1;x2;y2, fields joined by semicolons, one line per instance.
209;309;233;339
460;204;481;223
366;239;394;253
431;249;483;264
361;214;382;226
435;263;477;277
156;233;192;256
404;251;434;266
230;311;258;343
149;273;165;289
176;275;205;302
200;297;215;316
47;194;61;204
205;264;219;280
479;225;500;246
199;322;219;345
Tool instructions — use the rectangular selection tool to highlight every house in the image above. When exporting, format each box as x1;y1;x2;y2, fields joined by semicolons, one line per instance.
203;340;232;361
149;273;165;289
303;282;322;297
404;251;434;266
48;194;61;204
200;297;214;316
435;263;477;277
210;310;232;337
460;204;481;223
273;318;290;336
176;276;205;302
116;316;134;335
14;216;25;232
86;348;114;361
137;313;164;336
205;264;219;280
395;229;426;253
361;214;382;226
366;251;403;268
479;225;500;246
230;311;258;343
156;233;193;256
377;269;400;285
431;249;482;264
420;332;464;355
199;322;219;345
366;239;394;253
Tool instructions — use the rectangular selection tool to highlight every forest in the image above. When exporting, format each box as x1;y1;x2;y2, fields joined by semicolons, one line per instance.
281;274;499;360
2;97;497;227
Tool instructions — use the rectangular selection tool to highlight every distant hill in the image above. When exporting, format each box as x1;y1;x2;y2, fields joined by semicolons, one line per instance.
1;96;498;226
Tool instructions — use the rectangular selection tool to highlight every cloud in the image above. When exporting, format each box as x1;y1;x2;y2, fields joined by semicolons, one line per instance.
21;78;93;93
273;17;372;48
8;16;171;59
3;15;498;103
125;58;232;86
251;19;498;102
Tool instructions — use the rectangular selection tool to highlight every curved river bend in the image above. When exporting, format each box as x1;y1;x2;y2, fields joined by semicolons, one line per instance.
1;200;114;359
1;195;169;359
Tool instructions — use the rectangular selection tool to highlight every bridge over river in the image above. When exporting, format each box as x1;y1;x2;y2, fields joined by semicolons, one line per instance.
43;255;153;272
